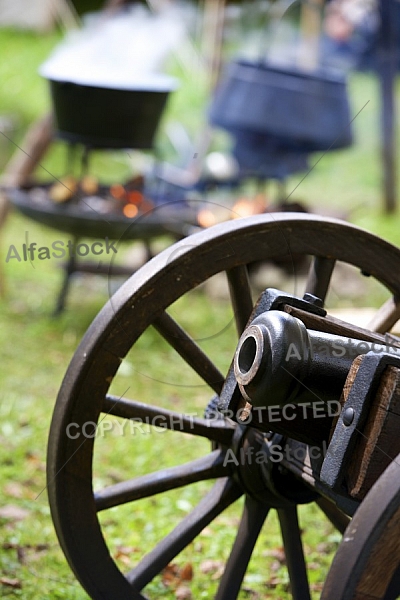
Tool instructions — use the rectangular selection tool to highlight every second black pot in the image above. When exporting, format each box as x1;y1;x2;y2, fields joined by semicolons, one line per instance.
210;60;353;152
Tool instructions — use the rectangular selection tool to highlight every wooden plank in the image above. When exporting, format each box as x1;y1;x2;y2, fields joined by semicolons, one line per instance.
283;305;400;347
339;355;364;409
346;365;400;500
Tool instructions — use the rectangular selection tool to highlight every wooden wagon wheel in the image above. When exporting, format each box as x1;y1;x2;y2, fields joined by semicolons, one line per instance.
322;451;400;600
47;214;400;599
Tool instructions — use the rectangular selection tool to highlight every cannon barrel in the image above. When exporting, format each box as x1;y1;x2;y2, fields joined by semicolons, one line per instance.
234;310;400;409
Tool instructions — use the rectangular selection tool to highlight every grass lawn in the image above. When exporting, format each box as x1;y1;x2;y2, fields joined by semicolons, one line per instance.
0;210;343;600
1;23;400;600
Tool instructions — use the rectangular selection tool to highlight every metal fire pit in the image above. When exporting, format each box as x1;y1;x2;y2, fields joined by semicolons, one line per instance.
8;183;196;240
7;182;199;314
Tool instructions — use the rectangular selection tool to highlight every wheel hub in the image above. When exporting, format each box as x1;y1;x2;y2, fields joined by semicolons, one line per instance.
226;424;317;507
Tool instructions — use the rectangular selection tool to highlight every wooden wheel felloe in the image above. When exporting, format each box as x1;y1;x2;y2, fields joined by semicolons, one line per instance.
47;214;400;599
322;452;400;600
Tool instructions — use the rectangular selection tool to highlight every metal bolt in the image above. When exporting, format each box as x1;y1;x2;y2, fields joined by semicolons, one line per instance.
343;407;355;426
303;293;323;307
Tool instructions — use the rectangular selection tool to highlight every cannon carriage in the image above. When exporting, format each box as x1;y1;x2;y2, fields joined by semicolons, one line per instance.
47;214;400;599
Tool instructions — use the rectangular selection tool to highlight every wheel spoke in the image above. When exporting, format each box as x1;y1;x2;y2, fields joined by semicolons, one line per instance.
215;496;269;600
367;296;400;334
152;310;224;394
95;450;231;511
126;477;242;591
226;265;254;336
103;395;235;446
305;256;336;304
278;506;311;600
316;497;350;534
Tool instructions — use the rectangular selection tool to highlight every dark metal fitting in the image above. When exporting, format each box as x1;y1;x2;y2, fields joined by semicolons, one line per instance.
342;407;355;426
302;293;324;307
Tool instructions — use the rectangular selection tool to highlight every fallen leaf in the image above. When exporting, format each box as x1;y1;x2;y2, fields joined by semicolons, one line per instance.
266;577;283;588
200;559;224;578
32;544;48;552
180;563;193;582
114;545;139;567
4;483;24;498
270;560;282;573
0;505;30;521
175;584;192;599
162;563;194;589
263;547;286;563
200;559;218;574
211;565;225;581
16;546;26;564
0;577;22;589
25;453;45;472
107;469;123;484
162;563;180;587
2;542;49;564
241;587;261;598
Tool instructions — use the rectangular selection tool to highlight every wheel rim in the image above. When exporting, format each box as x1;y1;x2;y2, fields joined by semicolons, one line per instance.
322;453;400;600
47;214;400;599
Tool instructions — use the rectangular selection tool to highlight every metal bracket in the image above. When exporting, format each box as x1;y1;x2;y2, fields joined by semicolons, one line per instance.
250;287;327;318
320;352;400;494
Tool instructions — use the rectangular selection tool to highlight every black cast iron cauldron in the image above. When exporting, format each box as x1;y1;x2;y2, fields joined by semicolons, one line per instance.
209;60;353;151
231;130;310;179
48;75;177;149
